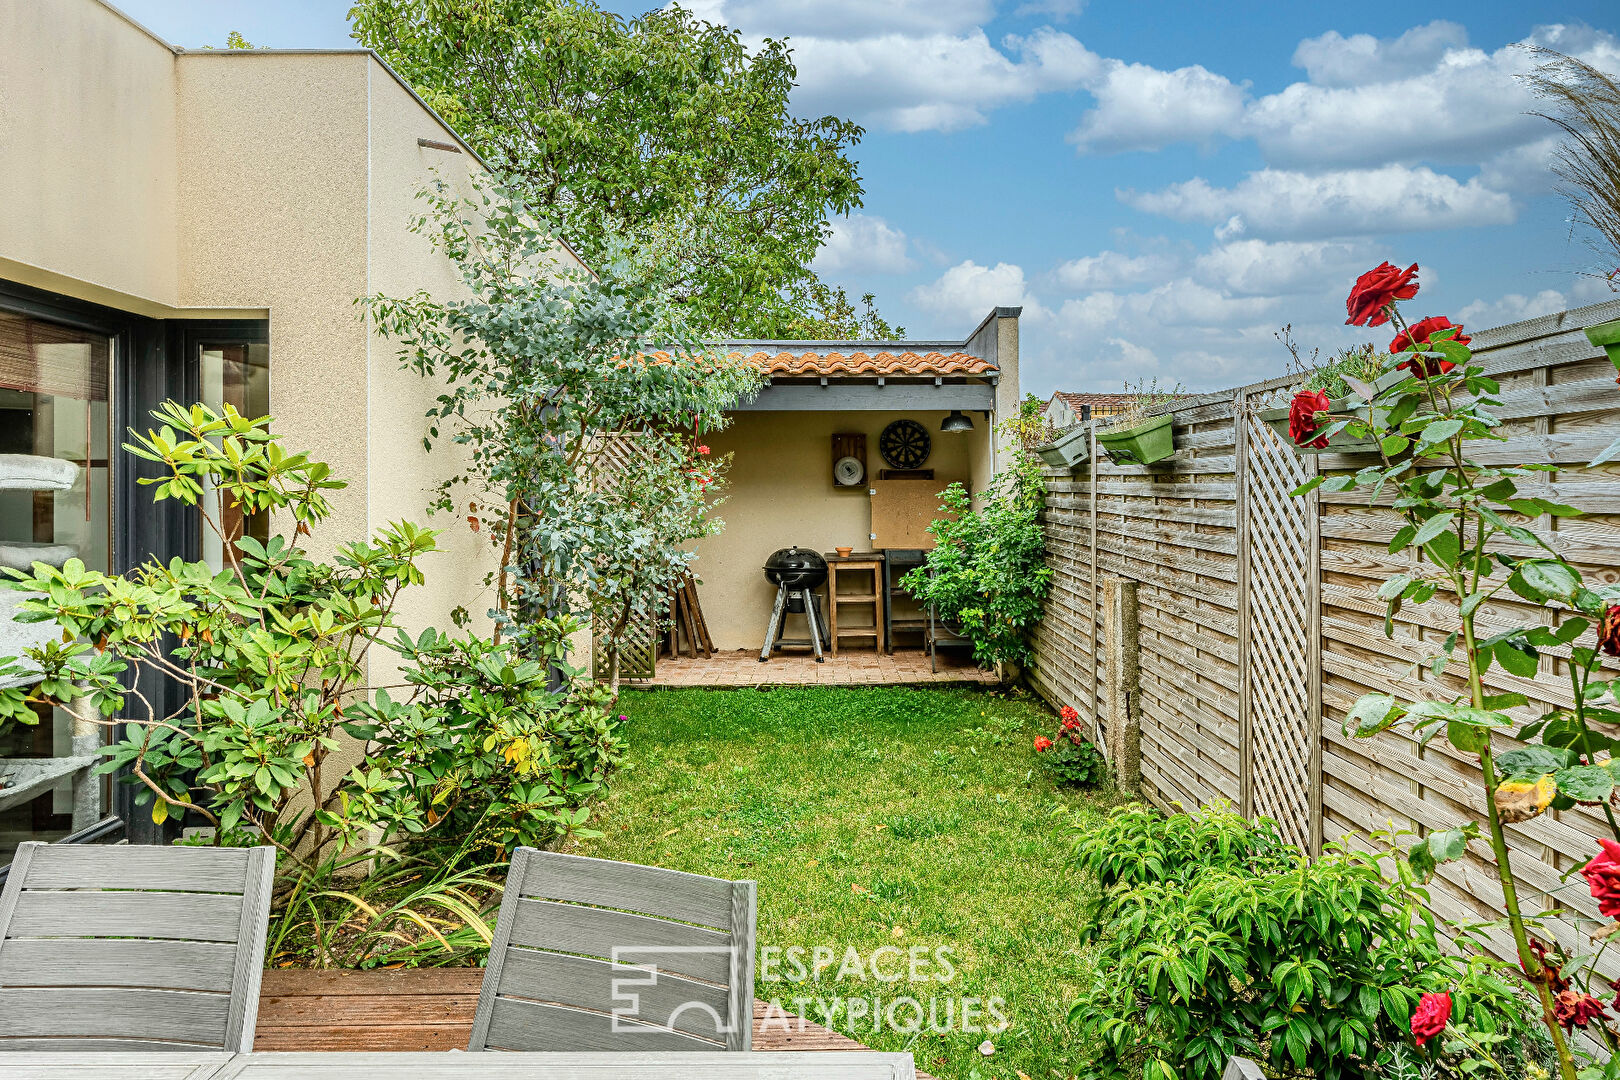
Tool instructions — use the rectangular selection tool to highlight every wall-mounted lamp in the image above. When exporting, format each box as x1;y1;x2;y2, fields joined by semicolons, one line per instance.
941;410;974;433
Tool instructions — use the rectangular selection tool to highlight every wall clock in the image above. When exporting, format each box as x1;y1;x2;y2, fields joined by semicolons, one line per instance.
878;419;931;470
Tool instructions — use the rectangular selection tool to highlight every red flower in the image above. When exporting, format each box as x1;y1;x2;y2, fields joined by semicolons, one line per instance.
1555;989;1608;1030
696;444;711;456
1410;991;1450;1047
1033;736;1053;752
1392;317;1470;379
1061;717;1081;732
1287;389;1333;449
1060;706;1079;723
1583;839;1620;918
1346;262;1419;327
1598;605;1620;658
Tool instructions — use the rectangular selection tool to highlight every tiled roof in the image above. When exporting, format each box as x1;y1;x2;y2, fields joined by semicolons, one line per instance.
731;349;996;378
1049;392;1137;410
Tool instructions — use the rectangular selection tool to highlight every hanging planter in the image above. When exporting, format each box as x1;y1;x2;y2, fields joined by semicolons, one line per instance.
1034;425;1090;470
1258;366;1413;455
1585;317;1620;374
1096;412;1175;466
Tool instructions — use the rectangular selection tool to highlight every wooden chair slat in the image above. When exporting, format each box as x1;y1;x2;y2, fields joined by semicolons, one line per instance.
0;938;238;992
519;850;738;930
7;889;245;942
0;987;230;1043
20;844;252;893
498;947;730;1040
484;997;721;1053
506;898;733;985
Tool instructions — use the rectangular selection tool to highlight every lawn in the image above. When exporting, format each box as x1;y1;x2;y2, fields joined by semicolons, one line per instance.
574;684;1118;1080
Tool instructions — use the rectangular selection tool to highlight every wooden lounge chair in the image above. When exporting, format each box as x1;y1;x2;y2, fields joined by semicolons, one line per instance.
469;849;757;1053
0;841;275;1052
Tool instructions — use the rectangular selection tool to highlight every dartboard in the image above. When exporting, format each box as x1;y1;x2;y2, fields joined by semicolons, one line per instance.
878;419;931;470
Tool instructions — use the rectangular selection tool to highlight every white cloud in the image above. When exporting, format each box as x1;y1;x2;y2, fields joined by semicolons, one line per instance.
1477;136;1562;194
1067;60;1247;153
1192;239;1375;296
1064;23;1620;169
1290;21;1470;88
812;214;914;275
909;260;1048;323
1052;250;1177;290
1123;166;1517;239
1456;288;1569;329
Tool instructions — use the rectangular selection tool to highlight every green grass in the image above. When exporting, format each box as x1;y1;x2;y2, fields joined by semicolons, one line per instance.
575;684;1117;1080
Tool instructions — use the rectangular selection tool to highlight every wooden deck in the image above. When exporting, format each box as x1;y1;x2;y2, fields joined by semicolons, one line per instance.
256;970;932;1076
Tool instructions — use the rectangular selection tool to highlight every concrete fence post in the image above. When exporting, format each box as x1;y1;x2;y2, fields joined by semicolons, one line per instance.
1103;576;1141;795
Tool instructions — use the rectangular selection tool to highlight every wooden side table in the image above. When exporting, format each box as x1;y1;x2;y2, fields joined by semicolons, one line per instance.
824;553;885;656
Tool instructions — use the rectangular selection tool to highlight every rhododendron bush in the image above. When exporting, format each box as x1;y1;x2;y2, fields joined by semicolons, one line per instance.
1291;263;1620;1078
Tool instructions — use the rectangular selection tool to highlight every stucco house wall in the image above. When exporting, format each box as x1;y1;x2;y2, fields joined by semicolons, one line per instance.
0;0;555;654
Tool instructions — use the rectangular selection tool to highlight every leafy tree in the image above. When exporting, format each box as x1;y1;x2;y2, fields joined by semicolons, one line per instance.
352;0;898;337
365;176;763;683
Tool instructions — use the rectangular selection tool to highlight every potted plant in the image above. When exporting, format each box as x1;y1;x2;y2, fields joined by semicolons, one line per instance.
1259;333;1412;455
1095;379;1183;465
1034;424;1090;469
1585;316;1620;372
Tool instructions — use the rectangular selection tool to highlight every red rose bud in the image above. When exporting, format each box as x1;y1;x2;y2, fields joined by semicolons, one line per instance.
1599;605;1620;658
1410;991;1450;1047
1582;838;1620;918
1034;736;1053;752
1346;262;1419;327
1287;389;1333;449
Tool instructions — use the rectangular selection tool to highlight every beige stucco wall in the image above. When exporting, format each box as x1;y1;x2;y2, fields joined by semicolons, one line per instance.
0;1;563;667
691;410;988;651
0;0;179;306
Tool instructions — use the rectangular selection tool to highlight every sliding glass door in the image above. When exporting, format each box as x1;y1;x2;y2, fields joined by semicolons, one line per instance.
0;309;114;861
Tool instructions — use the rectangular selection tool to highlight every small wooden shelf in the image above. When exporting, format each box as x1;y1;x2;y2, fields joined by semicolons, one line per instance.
823;554;885;656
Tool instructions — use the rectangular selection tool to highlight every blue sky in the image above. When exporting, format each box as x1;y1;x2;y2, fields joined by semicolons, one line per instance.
116;1;1620;395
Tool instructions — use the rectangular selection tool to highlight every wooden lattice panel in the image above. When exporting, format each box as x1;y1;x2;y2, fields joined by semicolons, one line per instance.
589;433;657;681
1241;399;1319;850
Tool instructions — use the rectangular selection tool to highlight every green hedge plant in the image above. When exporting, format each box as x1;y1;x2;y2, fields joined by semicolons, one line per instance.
1068;805;1545;1080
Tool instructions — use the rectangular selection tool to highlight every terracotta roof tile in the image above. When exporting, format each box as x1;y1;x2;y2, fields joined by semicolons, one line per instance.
731;349;995;377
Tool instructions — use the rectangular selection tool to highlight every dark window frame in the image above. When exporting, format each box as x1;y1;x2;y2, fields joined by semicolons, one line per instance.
0;279;267;866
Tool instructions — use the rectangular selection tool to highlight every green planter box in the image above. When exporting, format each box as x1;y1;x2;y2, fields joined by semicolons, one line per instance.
1585;317;1620;373
1257;368;1412;456
1257;396;1379;454
1034;425;1090;470
1096;412;1175;466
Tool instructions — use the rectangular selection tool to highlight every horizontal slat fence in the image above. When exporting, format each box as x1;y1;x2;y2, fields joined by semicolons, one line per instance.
1031;297;1620;970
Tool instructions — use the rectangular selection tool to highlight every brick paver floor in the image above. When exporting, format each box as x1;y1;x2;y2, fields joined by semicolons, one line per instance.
639;648;997;688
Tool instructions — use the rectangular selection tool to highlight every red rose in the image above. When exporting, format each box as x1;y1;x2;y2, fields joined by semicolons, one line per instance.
1599;605;1620;658
1555;989;1608;1030
1033;736;1053;752
1346;262;1419;327
1392;317;1470;378
1584;839;1620;918
1523;937;1570;993
1287;389;1333;449
1410;991;1450;1047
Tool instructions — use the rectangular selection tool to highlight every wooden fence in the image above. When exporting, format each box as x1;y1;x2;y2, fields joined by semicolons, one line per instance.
1029;297;1620;966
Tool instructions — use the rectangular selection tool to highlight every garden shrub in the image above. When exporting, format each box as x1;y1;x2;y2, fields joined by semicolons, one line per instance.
0;404;628;966
1068;806;1546;1080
